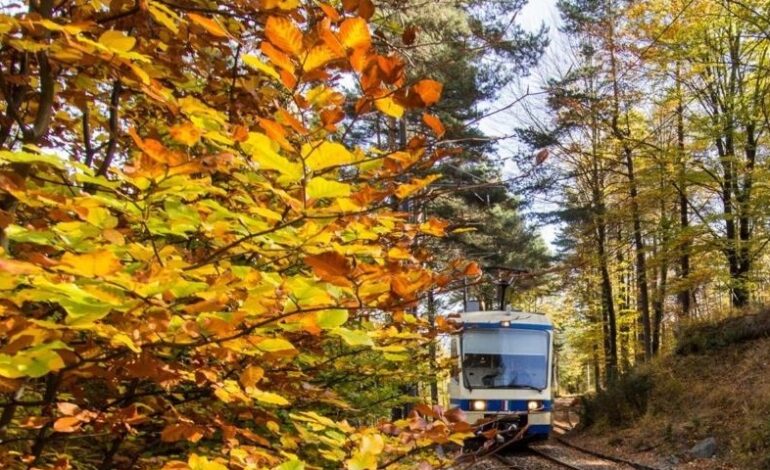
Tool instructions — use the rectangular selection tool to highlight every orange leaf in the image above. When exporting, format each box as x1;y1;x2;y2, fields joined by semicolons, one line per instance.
535;148;549;165
412;80;443;106
279;69;298;89
277;108;308;135
187;13;229;38
320;107;345;131
261;41;295;73
358;0;375;19
391;274;418;299
338;17;370;50
170;122;202;146
464;261;482;277
305;252;350;279
318;2;341;22
342;0;359;12
422;113;445;137
265;16;303;56
53;416;82;433
258;118;293;151
240;365;265;388
161;423;205;443
320;19;346;57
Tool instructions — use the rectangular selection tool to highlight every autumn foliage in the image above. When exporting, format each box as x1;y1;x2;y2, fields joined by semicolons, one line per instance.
0;0;472;468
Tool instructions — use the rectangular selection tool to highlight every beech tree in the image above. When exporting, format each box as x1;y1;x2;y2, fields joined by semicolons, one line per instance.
0;1;478;468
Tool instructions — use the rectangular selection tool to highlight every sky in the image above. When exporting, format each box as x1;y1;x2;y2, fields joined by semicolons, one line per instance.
477;0;564;249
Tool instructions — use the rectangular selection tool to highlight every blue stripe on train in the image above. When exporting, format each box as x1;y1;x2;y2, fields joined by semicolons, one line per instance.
462;322;553;331
450;399;553;412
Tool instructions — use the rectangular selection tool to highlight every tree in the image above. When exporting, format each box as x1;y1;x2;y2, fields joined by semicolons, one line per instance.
0;1;475;468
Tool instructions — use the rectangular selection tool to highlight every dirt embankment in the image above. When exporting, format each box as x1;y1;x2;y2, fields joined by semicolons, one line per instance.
569;313;770;469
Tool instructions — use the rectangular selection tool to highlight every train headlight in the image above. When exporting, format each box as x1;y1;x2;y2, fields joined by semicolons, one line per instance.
500;321;511;327
471;400;487;411
528;400;543;411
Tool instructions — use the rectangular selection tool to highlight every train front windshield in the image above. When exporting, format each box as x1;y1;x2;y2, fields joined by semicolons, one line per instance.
462;329;549;390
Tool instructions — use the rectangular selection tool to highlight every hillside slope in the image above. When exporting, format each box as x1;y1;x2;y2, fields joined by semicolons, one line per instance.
574;328;770;469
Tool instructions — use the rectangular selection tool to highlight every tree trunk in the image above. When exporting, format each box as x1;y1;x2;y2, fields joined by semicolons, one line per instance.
675;67;692;317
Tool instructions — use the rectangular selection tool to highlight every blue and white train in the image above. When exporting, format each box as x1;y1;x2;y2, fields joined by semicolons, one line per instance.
448;308;554;442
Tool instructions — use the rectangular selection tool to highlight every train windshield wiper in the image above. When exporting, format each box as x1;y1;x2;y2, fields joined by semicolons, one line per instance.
503;383;544;391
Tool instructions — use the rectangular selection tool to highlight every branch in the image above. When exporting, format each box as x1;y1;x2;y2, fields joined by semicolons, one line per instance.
26;52;55;143
96;80;121;176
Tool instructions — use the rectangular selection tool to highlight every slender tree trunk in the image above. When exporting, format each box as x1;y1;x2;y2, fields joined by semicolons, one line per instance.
607;13;652;360
615;228;631;371
596;210;617;381
427;290;439;404
675;66;692;317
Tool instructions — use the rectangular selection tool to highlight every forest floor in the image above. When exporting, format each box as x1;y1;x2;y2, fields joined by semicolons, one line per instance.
561;335;770;469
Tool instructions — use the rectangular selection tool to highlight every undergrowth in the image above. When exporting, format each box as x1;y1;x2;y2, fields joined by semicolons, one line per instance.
578;311;770;468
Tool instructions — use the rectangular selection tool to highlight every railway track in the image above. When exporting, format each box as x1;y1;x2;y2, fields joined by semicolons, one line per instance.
493;447;586;469
488;433;661;470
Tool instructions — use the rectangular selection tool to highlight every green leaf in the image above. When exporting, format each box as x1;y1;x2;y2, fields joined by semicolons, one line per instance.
0;150;66;170
257;338;296;352
316;309;349;329
0;341;72;379
331;328;373;347
274;460;305;470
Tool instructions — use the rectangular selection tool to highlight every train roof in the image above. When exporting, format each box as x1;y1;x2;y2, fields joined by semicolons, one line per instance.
458;310;552;327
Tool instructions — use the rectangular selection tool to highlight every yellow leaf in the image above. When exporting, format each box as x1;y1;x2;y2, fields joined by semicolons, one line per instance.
98;30;136;53
303;45;339;71
306;177;351;199
240;365;265;388
346;452;376;470
129;63;150;85
188;454;228;470
170;122;202;146
59;250;121;277
243;54;281;81
148;1;181;33
251;388;290;406
338;18;370;50
359;434;384;456
374;95;404;118
242;132;303;181
187;13;229;38
110;333;141;353
302;141;356;171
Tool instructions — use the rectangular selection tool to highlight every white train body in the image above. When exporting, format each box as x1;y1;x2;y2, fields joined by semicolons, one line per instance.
448;309;554;439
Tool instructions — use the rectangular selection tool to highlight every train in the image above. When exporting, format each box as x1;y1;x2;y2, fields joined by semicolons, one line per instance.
448;307;554;444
